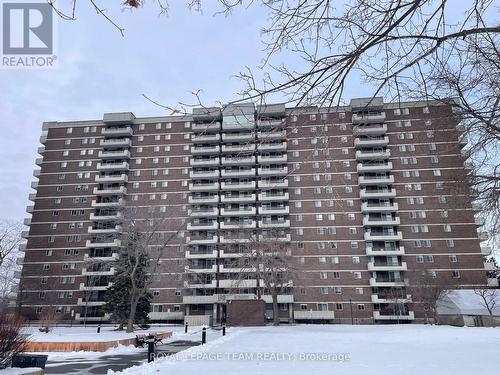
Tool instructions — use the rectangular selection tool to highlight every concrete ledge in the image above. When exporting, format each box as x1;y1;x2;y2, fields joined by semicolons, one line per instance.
24;331;172;352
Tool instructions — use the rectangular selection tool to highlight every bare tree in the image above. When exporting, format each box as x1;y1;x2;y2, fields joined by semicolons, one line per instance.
407;269;455;324
103;207;185;332
220;228;296;326
0;221;22;269
474;288;498;327
0;222;23;314
0;313;29;369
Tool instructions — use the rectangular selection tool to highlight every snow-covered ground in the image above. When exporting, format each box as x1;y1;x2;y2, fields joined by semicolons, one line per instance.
24;324;173;342
110;324;500;375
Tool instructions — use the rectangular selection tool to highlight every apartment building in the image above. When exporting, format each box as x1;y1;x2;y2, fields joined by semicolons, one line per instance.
18;97;494;324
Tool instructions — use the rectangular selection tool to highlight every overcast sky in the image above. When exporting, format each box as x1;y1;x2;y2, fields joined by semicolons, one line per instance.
0;1;388;221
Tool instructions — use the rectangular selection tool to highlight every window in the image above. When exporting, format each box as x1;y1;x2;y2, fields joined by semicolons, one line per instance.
319;272;327;280
452;270;461;279
332;272;340;279
446;239;455;247
416;255;424;263
335;303;343;310
449;255;458;263
424;255;434;263
443;224;452;232
352;256;360;264
357;304;365;311
355;288;364;295
353;272;361;279
320;287;329;295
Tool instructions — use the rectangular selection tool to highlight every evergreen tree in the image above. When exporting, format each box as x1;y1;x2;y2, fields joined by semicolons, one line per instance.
103;253;152;330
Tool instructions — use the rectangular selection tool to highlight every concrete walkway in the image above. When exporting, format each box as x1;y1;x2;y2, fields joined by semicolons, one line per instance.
44;340;201;374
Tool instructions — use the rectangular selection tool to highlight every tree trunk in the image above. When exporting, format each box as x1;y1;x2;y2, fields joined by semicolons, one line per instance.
117;323;124;331
126;295;139;333
272;290;279;326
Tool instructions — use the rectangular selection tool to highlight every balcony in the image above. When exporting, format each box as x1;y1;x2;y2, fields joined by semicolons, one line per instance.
91;198;125;208
96;162;129;171
258;192;289;201
219;237;252;244
93;186;127;196
191;145;220;155
258;206;289;215
221;168;256;178
190;170;220;179
189;182;219;192
187;221;218;231
86;239;121;248
354;124;387;136
363;216;400;226
487;278;499;287
220;220;256;229
192;122;221;132
28;193;36;201
257;119;286;128
358;175;394;185
190;207;219;217
21;231;29;239
356;149;391;160
360;188;396;199
98;150;131;159
185;264;218;274
84;253;119;262
33;170;40;177
219;265;257;273
294;311;335;320
221;207;257;216
222;132;254;142
37;146;45;155
185;250;218;259
189;195;219;204
31;181;38;189
364;231;403;242
101;126;133;137
478;231;489;241
258;179;288;189
220;193;256;203
352;112;386;124
95;174;128;183
259;219;290;228
35;158;42;166
258;233;291;242
371;294;412;304
357;162;393;173
354;136;389;148
190;158;220;167
183;295;218;304
257;130;286;141
186;235;218;245
361;202;398;212
219;279;258;288
368;262;407;271
220;180;256;191
221;156;255;166
258;154;287;164
79;282;113;291
484;261;496;271
100;138;131;148
88;225;122;234
76;299;106;307
221;144;256;153
23;218;31;226
222;121;255;131
184;279;217;288
89;212;123;221
481;246;492;256
472;202;482;211
26;205;34;213
257;142;287;152
475;216;486;227
191;133;220;143
258;167;288;176
373;311;415;321
369;278;406;287
82;267;116;276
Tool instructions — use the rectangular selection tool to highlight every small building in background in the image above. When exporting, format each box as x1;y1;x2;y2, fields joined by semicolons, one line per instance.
437;289;500;327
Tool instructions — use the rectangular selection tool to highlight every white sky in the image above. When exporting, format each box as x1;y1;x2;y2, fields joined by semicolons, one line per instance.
0;0;480;221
